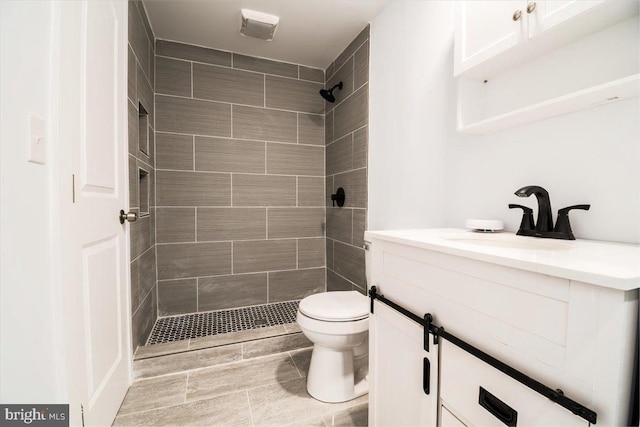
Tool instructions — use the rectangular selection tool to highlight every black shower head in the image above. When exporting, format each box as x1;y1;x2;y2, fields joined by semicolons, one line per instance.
319;82;343;103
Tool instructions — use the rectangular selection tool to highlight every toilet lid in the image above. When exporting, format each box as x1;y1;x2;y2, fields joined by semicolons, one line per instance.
299;291;369;321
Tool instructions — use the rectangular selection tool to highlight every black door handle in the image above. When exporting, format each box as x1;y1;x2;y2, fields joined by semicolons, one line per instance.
423;358;430;395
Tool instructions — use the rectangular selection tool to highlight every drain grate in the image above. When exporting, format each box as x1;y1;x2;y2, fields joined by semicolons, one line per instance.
147;300;300;345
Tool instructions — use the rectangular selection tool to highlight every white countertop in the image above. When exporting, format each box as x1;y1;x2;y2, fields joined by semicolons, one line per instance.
364;228;640;291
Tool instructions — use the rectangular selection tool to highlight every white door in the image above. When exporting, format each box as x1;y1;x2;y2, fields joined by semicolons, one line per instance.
55;0;131;425
454;1;526;76
369;302;439;426
527;0;605;37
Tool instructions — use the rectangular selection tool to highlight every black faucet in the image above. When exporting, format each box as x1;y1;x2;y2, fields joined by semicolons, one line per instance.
514;186;553;232
510;185;590;240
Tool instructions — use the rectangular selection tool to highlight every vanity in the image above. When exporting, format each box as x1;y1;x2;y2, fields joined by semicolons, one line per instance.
365;229;639;426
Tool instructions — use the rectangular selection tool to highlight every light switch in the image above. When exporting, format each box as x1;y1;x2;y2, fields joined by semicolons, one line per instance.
28;112;45;165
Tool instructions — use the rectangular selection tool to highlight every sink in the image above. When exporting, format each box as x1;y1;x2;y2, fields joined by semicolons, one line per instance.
445;234;571;251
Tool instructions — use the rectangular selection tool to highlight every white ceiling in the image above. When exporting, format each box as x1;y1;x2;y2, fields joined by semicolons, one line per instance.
142;0;388;70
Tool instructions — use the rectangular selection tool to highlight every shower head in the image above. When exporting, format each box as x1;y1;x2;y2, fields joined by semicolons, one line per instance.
319;82;343;103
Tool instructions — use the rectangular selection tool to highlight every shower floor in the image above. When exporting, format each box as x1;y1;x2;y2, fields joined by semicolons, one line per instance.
146;300;300;345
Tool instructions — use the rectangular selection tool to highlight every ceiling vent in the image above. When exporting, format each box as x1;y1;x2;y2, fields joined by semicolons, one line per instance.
240;9;279;41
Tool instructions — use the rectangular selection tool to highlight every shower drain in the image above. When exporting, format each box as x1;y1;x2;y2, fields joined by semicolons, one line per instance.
253;318;268;327
146;300;300;345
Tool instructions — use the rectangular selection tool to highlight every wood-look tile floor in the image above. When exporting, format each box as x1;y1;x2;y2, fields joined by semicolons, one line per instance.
114;347;368;426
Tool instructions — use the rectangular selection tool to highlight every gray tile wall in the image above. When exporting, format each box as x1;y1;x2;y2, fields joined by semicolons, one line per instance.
154;40;326;316
325;26;369;295
128;0;157;352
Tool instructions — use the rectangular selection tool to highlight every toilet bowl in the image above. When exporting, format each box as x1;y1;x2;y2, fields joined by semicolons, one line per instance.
296;290;369;403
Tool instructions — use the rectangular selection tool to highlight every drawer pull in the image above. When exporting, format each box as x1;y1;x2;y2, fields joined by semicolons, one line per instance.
479;387;518;426
423;358;430;395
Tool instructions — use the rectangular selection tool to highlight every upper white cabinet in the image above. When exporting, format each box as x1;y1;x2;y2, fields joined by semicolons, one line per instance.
528;0;605;36
455;0;617;77
454;1;526;76
454;0;639;133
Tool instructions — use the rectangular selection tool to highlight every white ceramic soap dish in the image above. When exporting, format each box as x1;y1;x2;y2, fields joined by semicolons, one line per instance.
465;219;504;232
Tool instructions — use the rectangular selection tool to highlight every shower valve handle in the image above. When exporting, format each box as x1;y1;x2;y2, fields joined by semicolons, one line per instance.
331;188;345;207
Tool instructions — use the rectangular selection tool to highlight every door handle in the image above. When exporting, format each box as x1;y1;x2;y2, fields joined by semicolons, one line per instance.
119;210;138;224
423;358;430;395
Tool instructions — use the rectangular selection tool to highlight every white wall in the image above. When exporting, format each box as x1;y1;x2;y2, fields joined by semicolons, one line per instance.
368;0;453;231
369;2;640;244
0;1;66;403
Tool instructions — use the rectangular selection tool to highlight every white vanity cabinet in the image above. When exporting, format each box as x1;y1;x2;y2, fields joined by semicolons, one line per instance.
366;229;639;427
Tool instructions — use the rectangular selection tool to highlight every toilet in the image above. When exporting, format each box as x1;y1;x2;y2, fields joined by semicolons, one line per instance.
296;290;370;403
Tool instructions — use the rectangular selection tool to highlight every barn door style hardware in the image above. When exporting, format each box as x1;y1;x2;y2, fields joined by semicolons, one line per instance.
368;286;597;424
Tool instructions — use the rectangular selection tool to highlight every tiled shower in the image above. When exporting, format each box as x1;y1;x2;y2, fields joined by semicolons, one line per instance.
325;28;370;295
128;0;158;351
127;0;369;352
154;38;327;320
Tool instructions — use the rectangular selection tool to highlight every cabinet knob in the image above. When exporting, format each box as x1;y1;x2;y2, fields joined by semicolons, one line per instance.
512;9;522;21
527;2;537;13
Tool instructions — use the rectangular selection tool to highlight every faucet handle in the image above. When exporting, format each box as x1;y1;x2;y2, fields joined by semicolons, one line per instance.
509;204;535;234
554;204;590;240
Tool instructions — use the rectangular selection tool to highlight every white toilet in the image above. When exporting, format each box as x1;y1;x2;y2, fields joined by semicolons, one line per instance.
296;290;370;403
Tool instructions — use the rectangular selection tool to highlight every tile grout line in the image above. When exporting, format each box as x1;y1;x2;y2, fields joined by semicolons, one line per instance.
158;266;324;282
154;205;328;210
156;129;324;148
326;36;369;82
246;390;256;427
155;167;324;176
184;371;189;403
157;92;324;116
287;351;304;378
155;42;324;82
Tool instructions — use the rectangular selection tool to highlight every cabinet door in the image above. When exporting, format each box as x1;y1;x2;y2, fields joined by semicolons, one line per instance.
454;0;527;76
369;302;438;427
528;0;605;37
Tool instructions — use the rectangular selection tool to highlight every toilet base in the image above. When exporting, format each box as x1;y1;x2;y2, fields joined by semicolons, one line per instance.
306;346;369;403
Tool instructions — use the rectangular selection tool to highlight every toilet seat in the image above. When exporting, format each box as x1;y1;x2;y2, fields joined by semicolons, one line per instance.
298;291;369;322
